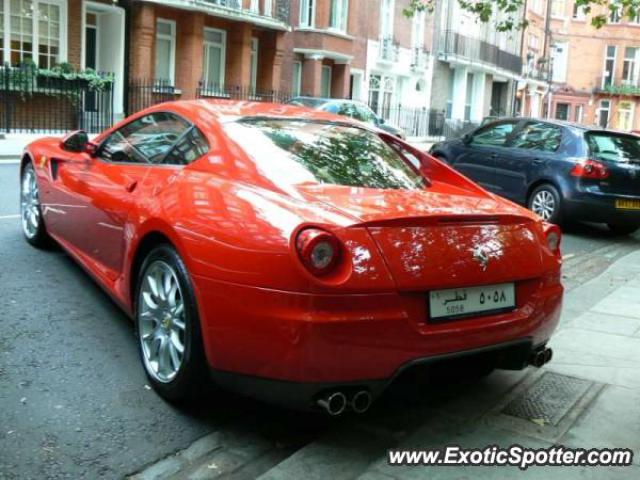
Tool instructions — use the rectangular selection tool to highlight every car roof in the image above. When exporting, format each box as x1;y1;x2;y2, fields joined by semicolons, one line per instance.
488;117;637;136
151;99;367;127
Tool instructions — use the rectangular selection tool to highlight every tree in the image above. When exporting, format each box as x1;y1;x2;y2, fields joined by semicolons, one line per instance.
404;0;640;31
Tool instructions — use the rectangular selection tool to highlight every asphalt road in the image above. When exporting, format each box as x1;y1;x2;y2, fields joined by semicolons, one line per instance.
0;161;638;479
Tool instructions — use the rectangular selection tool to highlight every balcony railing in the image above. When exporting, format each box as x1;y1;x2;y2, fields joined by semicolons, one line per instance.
440;30;522;75
196;0;289;23
379;37;400;63
411;47;429;71
594;77;640;96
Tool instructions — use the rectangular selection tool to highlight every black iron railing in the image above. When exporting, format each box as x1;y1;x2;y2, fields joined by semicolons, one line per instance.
198;0;289;23
593;76;640;96
127;78;177;116
0;63;114;134
197;82;293;103
440;30;522;75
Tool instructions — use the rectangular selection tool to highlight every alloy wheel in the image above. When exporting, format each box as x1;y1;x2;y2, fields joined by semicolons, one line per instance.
531;190;556;221
20;166;41;239
138;260;186;383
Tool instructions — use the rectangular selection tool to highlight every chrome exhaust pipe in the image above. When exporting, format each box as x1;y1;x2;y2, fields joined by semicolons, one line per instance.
351;390;372;414
529;348;553;368
317;392;347;416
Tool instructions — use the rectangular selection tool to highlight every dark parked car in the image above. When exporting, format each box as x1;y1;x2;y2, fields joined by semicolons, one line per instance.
430;118;640;234
287;97;405;139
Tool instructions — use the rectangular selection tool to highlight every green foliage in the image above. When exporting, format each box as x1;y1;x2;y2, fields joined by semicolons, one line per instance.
404;0;640;31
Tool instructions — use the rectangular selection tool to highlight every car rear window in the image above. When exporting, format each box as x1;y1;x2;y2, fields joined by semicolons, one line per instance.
223;118;426;190
586;132;640;163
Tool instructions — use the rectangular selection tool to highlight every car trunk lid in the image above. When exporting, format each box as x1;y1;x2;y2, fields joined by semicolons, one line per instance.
296;183;545;290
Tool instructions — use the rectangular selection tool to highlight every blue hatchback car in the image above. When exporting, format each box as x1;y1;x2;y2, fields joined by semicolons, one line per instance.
430;118;640;234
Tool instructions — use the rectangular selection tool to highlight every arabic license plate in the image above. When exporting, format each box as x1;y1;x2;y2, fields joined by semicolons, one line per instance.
429;283;516;321
615;199;640;210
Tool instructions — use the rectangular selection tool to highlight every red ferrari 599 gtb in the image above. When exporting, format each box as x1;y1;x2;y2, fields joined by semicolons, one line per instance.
21;101;563;415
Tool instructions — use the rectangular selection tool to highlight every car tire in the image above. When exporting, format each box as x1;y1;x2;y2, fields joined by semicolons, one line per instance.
607;223;640;236
135;244;208;402
528;184;563;224
20;162;51;248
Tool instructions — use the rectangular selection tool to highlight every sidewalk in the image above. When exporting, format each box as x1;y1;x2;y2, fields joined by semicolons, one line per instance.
131;250;640;479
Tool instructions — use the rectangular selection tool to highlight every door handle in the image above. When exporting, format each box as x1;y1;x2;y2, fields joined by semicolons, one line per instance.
532;158;545;166
125;180;138;193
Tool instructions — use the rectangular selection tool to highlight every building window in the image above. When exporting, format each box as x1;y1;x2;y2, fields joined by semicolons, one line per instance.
202;27;225;89
572;2;586;20
380;0;394;39
264;0;273;17
609;6;621;24
292;61;301;96
622;47;639;86
617;101;634;131
575;104;584;123
329;0;348;32
464;73;473;121
602;45;617;88
411;11;425;49
155;19;176;84
249;0;259;13
598;100;611;128
250;37;258;93
551;0;565;18
1;0;66;67
555;103;570;120
321;65;332;97
300;0;315;27
551;42;568;83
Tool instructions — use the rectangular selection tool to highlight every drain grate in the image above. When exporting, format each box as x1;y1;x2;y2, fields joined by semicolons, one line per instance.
501;372;593;426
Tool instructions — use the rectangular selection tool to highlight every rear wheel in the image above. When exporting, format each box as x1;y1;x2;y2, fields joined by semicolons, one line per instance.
135;245;207;402
528;184;563;224
607;223;640;236
20;162;50;247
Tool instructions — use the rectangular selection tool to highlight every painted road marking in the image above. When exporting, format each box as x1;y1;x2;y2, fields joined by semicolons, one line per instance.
0;214;19;220
0;159;20;165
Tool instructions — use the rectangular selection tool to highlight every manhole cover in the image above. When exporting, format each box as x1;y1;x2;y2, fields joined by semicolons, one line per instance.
501;372;593;426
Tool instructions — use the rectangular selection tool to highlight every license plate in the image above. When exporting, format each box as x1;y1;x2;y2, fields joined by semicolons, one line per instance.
429;283;516;321
616;199;640;210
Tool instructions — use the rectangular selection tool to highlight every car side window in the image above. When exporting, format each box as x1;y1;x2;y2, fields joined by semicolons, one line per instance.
511;122;563;152
99;112;190;164
353;104;377;124
162;127;209;165
471;122;517;147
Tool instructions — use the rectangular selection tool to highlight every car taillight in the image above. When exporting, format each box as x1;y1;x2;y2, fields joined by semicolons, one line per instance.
543;223;562;254
296;228;342;276
571;159;609;179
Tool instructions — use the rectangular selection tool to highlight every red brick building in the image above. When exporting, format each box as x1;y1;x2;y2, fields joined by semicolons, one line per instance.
521;0;640;132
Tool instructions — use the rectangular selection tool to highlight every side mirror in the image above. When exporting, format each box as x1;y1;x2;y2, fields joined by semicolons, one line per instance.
462;133;473;144
61;130;89;153
377;116;386;125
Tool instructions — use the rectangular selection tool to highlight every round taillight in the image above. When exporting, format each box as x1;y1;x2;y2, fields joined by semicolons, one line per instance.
296;228;342;276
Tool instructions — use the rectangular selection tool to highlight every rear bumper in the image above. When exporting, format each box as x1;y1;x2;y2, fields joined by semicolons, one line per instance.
193;274;563;396
564;187;640;225
210;338;541;410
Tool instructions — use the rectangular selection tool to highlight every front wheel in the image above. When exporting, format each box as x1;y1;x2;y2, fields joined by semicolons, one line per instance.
20;162;50;247
607;223;640;236
135;245;207;402
528;184;563;224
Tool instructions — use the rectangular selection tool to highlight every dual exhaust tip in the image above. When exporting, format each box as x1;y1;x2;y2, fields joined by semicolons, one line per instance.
529;347;553;368
317;390;372;416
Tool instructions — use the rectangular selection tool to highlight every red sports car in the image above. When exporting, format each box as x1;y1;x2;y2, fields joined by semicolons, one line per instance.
21;101;563;415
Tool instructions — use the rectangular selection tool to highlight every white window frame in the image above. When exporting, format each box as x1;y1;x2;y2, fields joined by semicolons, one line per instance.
264;0;273;17
329;0;349;33
292;60;302;96
551;42;569;83
380;0;394;40
250;36;258;93
321;65;332;98
572;2;586;21
299;0;315;28
411;10;425;49
602;45;617;89
155;18;176;85
550;0;565;18
1;0;68;67
609;6;621;24
202;26;226;88
617;101;635;131
622;47;640;86
598;99;612;128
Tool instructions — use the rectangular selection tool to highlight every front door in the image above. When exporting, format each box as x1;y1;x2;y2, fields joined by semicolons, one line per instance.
494;121;563;203
455;120;520;192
